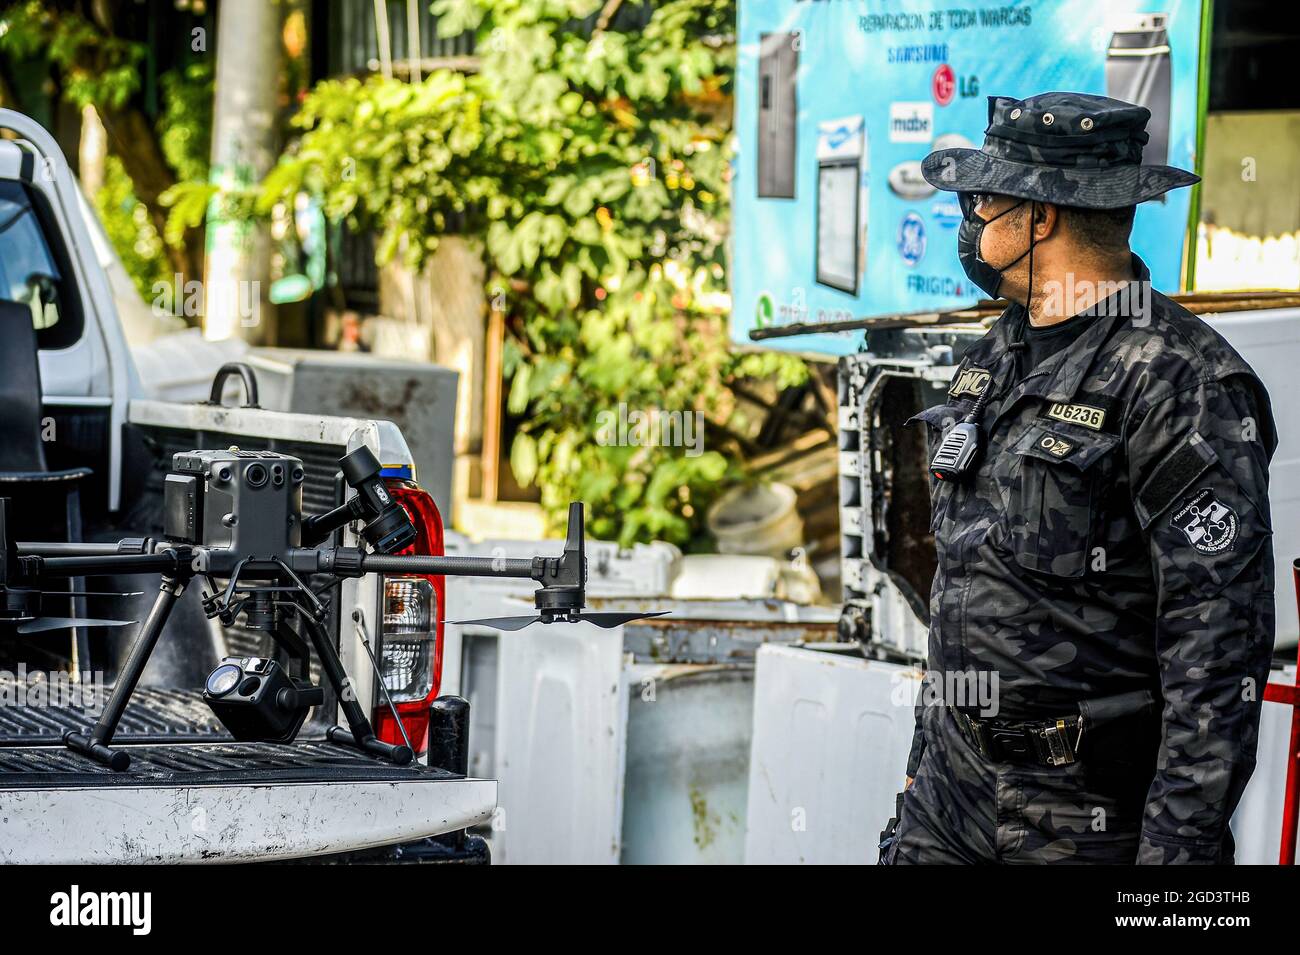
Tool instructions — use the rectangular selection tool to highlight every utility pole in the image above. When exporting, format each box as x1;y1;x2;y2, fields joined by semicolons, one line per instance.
203;0;282;343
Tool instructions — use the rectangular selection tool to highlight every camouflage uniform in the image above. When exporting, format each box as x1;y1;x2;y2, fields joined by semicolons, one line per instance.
880;91;1277;866
886;260;1276;864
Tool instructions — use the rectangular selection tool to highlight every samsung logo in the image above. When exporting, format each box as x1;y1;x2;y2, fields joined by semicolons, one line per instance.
886;43;950;64
50;885;152;936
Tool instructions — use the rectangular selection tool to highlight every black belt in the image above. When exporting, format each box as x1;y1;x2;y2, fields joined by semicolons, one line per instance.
949;708;1085;767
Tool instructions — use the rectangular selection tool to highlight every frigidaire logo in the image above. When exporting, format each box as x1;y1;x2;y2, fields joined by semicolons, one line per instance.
49;885;152;936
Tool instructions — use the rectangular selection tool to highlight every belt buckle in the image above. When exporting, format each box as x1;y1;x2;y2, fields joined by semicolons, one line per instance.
1038;718;1079;766
987;726;1034;763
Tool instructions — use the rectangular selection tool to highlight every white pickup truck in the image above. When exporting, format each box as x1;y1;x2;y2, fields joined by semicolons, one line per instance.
0;109;497;864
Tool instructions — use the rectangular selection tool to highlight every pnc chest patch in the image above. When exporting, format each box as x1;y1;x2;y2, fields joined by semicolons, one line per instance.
1171;488;1238;554
949;366;992;399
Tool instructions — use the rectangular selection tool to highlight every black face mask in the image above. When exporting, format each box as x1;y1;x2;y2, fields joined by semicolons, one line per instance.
957;195;1036;299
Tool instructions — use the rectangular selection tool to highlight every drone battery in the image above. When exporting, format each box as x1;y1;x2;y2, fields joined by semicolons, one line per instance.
202;656;321;743
163;473;203;543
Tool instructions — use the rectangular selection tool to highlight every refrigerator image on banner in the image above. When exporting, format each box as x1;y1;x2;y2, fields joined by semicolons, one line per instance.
1107;12;1172;167
758;31;799;199
815;116;866;295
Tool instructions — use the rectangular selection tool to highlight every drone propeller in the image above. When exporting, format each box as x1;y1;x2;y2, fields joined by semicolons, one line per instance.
15;616;137;635
37;590;144;598
446;610;670;631
0;582;139;635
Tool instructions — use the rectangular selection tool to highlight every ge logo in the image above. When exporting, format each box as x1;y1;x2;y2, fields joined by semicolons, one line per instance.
896;213;926;267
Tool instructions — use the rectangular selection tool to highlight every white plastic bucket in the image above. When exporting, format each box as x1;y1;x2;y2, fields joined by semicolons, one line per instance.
706;482;804;558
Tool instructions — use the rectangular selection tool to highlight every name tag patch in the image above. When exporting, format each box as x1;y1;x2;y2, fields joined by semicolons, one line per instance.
949;366;992;399
1045;401;1106;431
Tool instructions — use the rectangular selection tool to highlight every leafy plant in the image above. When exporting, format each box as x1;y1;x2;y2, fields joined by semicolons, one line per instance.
93;156;171;302
262;0;806;547
0;3;212;296
0;0;144;110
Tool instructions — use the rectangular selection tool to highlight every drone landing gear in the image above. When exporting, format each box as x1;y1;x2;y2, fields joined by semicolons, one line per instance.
296;608;412;765
64;575;186;770
63;572;410;771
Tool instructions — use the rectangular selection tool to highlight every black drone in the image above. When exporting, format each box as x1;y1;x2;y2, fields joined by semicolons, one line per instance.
0;445;662;770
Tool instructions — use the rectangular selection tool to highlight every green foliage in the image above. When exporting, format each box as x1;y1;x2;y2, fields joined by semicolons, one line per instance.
94;155;171;301
0;1;144;109
158;180;219;248
155;62;217;251
260;70;493;268
159;62;214;183
263;0;806;547
0;5;214;299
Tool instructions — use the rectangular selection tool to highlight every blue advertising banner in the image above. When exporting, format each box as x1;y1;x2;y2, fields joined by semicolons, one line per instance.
732;0;1205;354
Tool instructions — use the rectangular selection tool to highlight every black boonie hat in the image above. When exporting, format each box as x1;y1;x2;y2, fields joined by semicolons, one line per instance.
921;91;1199;209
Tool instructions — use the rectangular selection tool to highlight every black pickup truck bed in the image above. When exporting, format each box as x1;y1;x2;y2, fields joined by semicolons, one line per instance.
0;682;226;745
0;739;453;789
0;677;452;788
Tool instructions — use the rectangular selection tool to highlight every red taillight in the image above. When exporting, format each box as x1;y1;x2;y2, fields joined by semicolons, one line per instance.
373;477;445;754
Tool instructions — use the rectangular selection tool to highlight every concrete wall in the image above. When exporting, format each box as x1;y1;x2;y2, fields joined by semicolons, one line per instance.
1195;110;1300;291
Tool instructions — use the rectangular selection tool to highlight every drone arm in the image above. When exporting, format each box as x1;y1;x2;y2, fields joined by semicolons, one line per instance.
15;550;189;578
17;541;125;557
357;553;537;578
323;501;587;619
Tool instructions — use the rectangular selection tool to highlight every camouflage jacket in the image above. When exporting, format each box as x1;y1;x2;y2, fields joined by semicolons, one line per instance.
907;257;1276;864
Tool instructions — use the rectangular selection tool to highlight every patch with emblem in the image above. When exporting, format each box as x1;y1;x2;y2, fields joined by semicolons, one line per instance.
1170;488;1238;554
1038;434;1074;458
1045;401;1106;431
948;366;991;399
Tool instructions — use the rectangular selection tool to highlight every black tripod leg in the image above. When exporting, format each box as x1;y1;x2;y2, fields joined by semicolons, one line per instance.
64;576;184;770
298;608;411;765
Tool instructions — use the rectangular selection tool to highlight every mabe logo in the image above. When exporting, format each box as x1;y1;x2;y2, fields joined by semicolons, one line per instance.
50;885;152;936
889;101;934;143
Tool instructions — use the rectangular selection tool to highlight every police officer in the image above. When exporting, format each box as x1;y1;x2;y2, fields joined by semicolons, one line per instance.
884;92;1276;864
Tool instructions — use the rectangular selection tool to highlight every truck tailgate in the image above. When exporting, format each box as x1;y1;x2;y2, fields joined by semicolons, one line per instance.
0;742;494;863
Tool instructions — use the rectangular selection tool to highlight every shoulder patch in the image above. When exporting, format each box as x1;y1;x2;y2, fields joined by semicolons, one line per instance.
1170;488;1238;554
949;366;991;399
